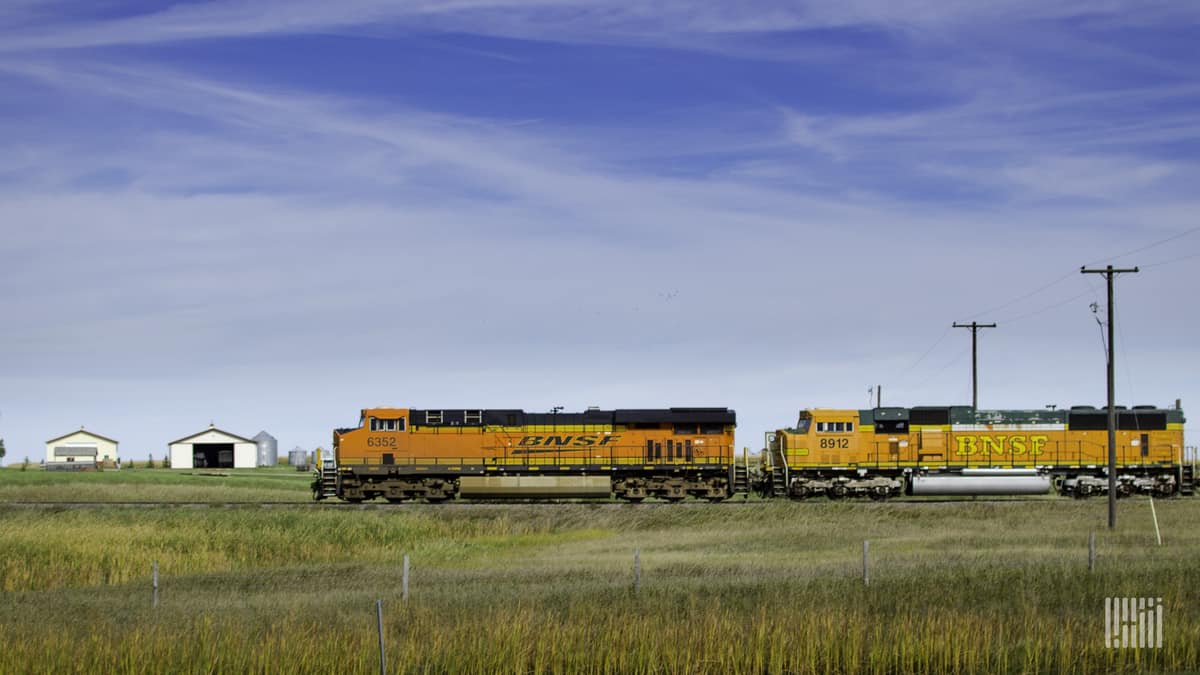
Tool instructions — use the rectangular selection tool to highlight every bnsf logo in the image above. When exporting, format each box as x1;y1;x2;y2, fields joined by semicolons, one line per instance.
518;435;621;447
955;435;1048;456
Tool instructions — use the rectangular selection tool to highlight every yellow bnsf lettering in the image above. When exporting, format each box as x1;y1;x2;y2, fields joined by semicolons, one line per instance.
955;436;976;456
954;434;1050;456
1030;435;1047;456
982;436;1007;455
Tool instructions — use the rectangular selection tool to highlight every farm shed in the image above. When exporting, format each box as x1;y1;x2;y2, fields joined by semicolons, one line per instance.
169;424;257;469
45;428;119;468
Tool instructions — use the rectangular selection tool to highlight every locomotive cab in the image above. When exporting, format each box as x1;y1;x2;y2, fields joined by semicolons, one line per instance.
335;407;411;467
774;409;866;467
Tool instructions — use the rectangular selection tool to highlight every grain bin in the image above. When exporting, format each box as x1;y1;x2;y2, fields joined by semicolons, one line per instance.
288;447;308;467
253;431;278;467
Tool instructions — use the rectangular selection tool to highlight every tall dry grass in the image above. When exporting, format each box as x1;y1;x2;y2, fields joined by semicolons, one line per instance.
1;499;1197;673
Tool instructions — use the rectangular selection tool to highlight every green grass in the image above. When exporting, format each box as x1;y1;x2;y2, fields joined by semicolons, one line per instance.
0;465;312;502
1;497;1197;673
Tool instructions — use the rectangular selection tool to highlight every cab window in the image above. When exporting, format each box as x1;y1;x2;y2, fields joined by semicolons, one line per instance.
370;418;406;432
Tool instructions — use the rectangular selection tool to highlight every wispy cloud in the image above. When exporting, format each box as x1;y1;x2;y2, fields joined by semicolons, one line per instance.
1;2;1198;461
3;0;1198;53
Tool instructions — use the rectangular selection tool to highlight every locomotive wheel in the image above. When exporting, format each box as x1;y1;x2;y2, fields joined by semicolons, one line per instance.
385;497;405;504
868;490;889;502
827;484;848;500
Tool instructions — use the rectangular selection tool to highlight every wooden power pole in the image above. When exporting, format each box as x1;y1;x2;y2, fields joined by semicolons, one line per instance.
1081;264;1139;530
953;321;996;410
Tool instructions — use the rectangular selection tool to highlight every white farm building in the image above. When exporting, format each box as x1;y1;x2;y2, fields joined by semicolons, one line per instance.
169;425;257;469
45;428;119;468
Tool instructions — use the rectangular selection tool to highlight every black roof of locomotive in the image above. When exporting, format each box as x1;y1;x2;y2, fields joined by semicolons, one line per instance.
406;407;736;427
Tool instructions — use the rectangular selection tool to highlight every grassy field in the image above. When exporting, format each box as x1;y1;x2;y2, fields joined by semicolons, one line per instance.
0;465;312;503
1;470;1197;673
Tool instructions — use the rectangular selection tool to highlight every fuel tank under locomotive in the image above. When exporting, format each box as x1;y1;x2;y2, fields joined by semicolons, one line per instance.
907;469;1051;496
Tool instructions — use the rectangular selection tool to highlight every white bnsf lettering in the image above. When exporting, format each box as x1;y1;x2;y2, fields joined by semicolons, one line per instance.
954;435;1048;456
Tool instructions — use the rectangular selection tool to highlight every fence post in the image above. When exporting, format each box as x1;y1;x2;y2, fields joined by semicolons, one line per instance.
1088;532;1096;572
402;554;410;602
633;548;641;594
152;560;159;608
376;599;386;675
1149;497;1163;546
862;541;870;586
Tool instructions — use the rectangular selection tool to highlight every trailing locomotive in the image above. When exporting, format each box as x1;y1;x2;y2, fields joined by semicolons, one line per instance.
315;406;737;503
761;404;1192;500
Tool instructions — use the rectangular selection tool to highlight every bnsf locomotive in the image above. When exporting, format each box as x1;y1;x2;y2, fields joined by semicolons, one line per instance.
763;404;1192;500
315;402;1192;503
315;407;737;503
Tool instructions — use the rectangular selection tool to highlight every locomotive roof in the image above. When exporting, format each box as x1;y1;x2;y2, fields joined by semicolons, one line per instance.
852;405;1184;426
404;407;736;427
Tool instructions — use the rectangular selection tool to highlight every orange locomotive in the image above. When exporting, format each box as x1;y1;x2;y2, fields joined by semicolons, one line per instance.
762;404;1192;499
319;406;737;502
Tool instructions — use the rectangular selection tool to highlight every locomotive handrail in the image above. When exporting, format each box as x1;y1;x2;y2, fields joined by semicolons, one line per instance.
340;446;735;468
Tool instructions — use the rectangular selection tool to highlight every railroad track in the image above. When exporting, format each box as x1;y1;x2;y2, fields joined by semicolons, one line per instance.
1;498;1066;509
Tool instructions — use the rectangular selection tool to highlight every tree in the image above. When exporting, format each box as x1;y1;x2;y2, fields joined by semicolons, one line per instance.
0;437;6;463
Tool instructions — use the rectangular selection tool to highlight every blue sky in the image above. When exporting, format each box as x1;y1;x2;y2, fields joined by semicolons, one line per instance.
1;1;1198;461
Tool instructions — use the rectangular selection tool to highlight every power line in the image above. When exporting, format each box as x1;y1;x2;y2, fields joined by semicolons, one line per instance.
891;226;1194;399
960;224;1198;323
960;270;1076;320
994;288;1095;324
893;325;953;380
1082;224;1200;267
908;344;971;392
1141;249;1200;269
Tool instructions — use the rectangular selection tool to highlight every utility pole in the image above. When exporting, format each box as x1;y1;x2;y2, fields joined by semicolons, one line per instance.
1081;264;1139;530
953;321;996;410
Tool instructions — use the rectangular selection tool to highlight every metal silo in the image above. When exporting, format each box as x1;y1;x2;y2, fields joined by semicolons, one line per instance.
253;431;278;467
288;446;308;467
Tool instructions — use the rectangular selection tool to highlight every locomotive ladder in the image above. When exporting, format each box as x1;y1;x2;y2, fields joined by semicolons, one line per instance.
1181;463;1196;497
731;450;751;496
767;446;788;498
317;462;338;499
